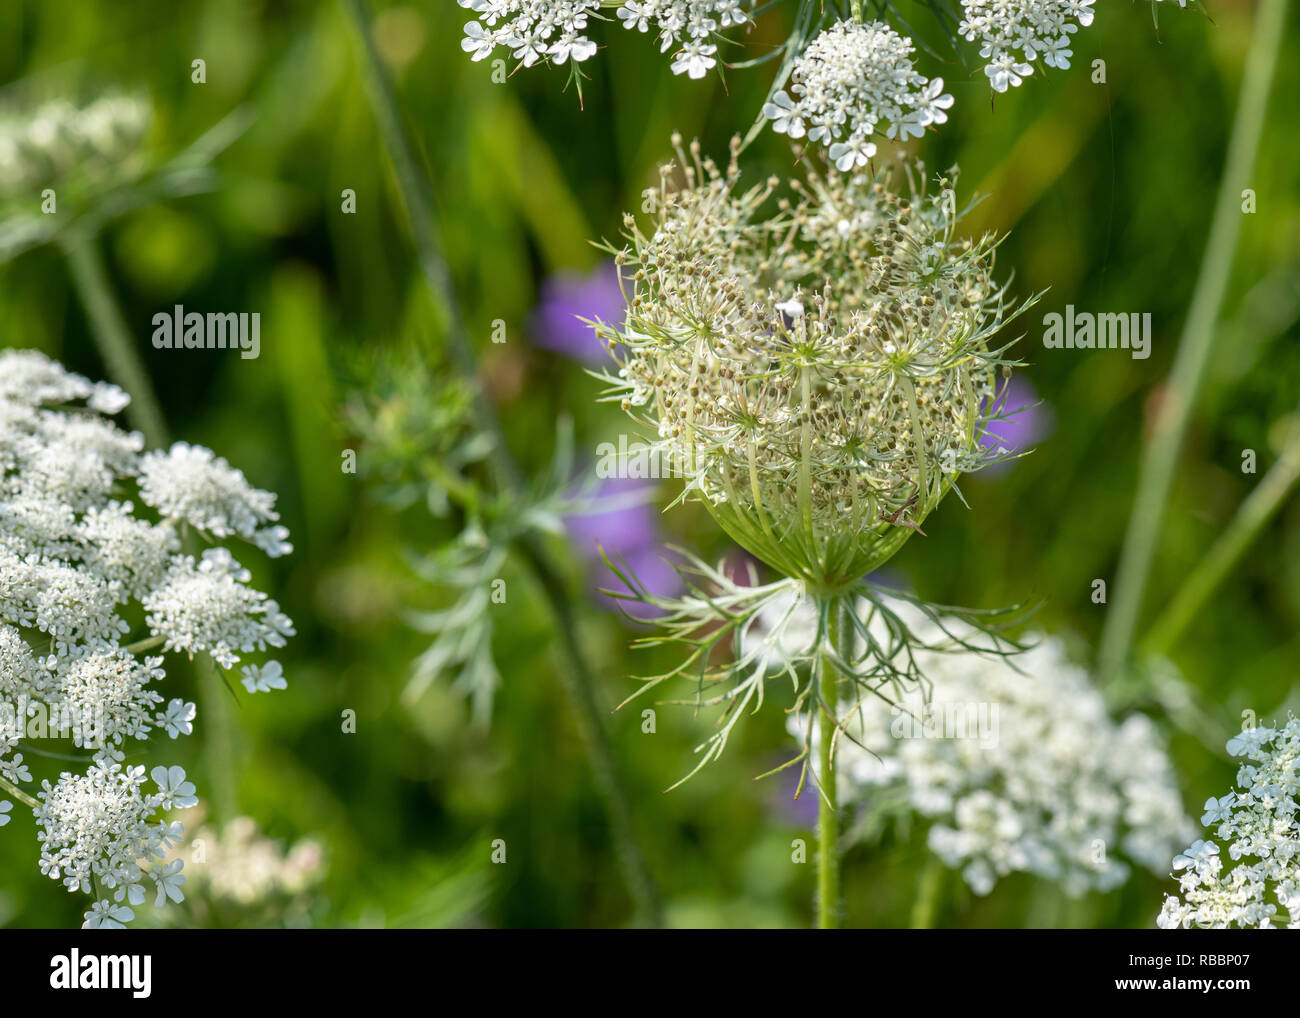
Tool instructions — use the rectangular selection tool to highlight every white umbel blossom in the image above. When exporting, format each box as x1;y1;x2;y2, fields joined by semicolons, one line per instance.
765;596;1193;896
50;649;166;749
143;550;294;669
459;0;601;66
763;21;954;169
164;813;325;908
139;442;292;557
959;1;1096;92
458;1;750;78
619;0;750;79
1157;717;1300;929
0;94;149;197
0;349;294;928
0;349;129;410
35;762;187;907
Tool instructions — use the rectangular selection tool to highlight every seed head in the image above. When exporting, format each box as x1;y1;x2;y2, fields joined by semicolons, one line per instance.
596;140;1029;591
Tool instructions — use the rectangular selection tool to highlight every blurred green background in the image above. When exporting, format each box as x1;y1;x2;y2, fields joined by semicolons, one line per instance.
1;0;1298;928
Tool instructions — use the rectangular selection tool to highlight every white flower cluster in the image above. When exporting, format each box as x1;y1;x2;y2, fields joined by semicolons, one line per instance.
38;763;195;929
170;814;324;908
959;0;1095;92
1158;717;1300;929
617;0;751;79
0;349;294;928
763;21;953;171
0;94;149;197
139;443;292;558
458;0;750;79
459;0;600;67
769;599;1192;896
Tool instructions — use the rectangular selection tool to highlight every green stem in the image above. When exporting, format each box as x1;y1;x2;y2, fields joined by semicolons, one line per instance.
1143;414;1300;658
60;231;168;449
340;0;663;927
124;635;167;655
910;855;944;929
0;773;40;810
850;0;864;24
338;0;515;493
197;656;238;823
816;597;844;929
1097;0;1286;683
516;537;664;927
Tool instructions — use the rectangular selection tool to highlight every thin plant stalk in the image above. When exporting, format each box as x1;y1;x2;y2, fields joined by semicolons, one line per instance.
60;228;242;824
196;656;238;822
1097;0;1287;682
516;538;663;927
340;0;663;927
60;231;167;449
0;773;40;810
910;855;944;930
1143;413;1300;658
816;597;844;929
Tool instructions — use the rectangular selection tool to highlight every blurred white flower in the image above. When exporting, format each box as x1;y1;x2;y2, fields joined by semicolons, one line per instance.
0;94;149;197
159;813;326;915
764;597;1193;896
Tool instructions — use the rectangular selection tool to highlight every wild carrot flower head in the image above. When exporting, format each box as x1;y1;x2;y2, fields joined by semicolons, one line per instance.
763;21;954;170
776;604;1193;896
0;349;293;927
459;0;601;68
959;0;1096;92
1158;716;1300;929
458;1;751;80
595;136;1028;592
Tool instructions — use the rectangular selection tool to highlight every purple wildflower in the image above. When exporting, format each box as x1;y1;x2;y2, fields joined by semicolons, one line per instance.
978;376;1051;475
530;262;625;365
564;477;681;614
